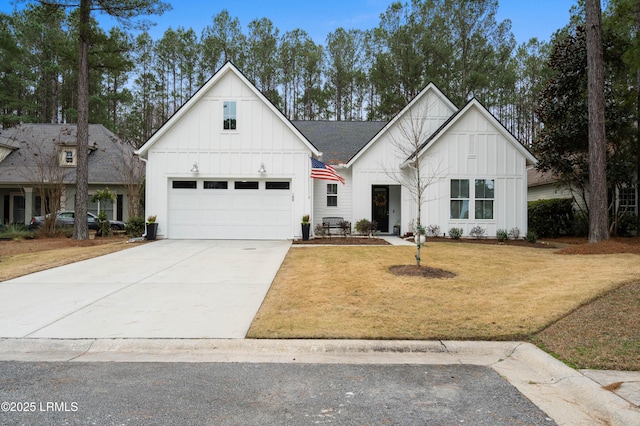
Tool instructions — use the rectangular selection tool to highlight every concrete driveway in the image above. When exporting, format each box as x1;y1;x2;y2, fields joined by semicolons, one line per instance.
0;240;291;339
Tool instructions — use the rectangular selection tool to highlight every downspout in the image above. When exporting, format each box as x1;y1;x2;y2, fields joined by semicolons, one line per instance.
138;156;148;239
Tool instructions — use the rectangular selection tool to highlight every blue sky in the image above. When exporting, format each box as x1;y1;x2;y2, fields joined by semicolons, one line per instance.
2;0;577;46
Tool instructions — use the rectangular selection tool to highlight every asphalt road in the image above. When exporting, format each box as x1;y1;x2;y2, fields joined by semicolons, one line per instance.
0;361;555;425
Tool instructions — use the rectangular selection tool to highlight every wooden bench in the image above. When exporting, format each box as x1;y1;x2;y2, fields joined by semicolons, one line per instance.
322;216;351;237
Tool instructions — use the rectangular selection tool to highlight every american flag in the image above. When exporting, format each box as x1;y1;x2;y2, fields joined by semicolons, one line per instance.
310;157;345;184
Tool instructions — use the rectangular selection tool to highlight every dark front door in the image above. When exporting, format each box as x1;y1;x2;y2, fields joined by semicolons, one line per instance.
372;185;389;233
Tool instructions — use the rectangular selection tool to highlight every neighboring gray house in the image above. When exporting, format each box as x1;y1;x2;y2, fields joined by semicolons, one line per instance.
0;123;141;226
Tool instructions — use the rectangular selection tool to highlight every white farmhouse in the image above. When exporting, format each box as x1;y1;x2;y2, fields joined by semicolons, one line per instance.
136;62;537;239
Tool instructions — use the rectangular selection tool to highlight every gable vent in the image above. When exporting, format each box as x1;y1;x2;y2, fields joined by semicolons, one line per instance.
468;134;477;159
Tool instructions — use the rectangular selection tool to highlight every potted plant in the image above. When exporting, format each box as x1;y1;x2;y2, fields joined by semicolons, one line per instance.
301;214;311;241
146;215;158;240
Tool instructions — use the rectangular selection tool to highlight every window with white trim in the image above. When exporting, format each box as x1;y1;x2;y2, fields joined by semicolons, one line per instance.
327;183;338;207
223;101;236;130
450;179;469;219
474;179;494;220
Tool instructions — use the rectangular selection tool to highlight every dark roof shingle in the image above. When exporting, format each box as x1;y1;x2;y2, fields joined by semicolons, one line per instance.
0;123;138;185
291;120;387;164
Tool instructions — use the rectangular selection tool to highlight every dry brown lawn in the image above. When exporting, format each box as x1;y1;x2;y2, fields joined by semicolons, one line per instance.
248;242;640;341
532;280;640;371
0;236;140;281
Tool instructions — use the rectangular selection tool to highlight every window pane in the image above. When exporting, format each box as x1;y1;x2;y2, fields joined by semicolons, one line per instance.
461;179;469;198
234;181;259;189
223;101;236;130
450;180;458;198
327;183;338;195
266;182;290;190
450;200;469;219
475;179;494;199
204;181;228;189
451;179;469;198
172;181;197;189
475;200;494;219
327;196;337;207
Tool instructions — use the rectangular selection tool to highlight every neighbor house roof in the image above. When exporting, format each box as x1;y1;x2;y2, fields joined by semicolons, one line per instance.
291;120;387;165
527;167;560;187
0;123;138;185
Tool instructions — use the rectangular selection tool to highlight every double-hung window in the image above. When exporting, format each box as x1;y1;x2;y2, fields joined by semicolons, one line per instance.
223;101;236;130
327;183;338;207
475;179;494;220
450;179;469;219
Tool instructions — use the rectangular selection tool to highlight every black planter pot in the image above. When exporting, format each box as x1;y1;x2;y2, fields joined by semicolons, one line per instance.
146;222;158;240
301;223;311;241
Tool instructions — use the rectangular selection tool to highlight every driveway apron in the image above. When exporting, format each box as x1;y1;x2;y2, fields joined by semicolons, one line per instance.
0;240;291;339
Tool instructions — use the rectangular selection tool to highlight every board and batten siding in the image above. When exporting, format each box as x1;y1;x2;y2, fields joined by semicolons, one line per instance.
144;70;314;239
348;89;457;234
420;106;529;237
312;169;353;232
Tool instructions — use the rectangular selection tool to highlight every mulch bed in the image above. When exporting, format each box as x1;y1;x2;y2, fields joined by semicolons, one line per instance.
293;235;640;255
293;237;389;245
423;236;556;249
389;264;456;279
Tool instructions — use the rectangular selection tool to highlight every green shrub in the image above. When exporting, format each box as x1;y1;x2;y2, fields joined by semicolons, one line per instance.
616;213;637;237
95;211;111;237
528;198;574;238
525;230;538;243
125;216;145;237
496;229;509;242
314;223;326;237
0;224;33;240
448;227;463;239
570;211;589;237
355;218;377;236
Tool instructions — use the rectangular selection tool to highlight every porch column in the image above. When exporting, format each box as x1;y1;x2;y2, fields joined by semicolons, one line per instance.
23;187;33;225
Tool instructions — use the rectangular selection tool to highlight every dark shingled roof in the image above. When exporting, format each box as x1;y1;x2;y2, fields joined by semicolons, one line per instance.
0;123;138;185
291;120;387;164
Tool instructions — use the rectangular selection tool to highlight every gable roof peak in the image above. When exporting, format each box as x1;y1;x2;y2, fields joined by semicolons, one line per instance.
136;61;320;158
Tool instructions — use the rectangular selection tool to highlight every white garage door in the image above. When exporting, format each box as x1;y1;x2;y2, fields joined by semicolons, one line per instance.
168;179;292;239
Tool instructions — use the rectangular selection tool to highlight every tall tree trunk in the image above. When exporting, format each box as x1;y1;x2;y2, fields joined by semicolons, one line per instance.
586;0;609;243
636;3;640;235
73;0;90;240
637;68;640;235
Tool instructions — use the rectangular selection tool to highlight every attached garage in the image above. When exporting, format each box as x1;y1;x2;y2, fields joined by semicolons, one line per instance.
168;179;293;239
136;63;320;240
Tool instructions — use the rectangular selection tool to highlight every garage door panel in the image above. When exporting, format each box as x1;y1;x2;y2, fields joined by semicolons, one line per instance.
169;180;292;239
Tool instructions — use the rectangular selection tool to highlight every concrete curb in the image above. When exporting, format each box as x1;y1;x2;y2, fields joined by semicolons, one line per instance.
1;338;638;426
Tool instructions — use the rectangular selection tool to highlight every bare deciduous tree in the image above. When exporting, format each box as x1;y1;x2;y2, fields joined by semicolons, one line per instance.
15;139;69;236
383;102;443;266
109;140;145;219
